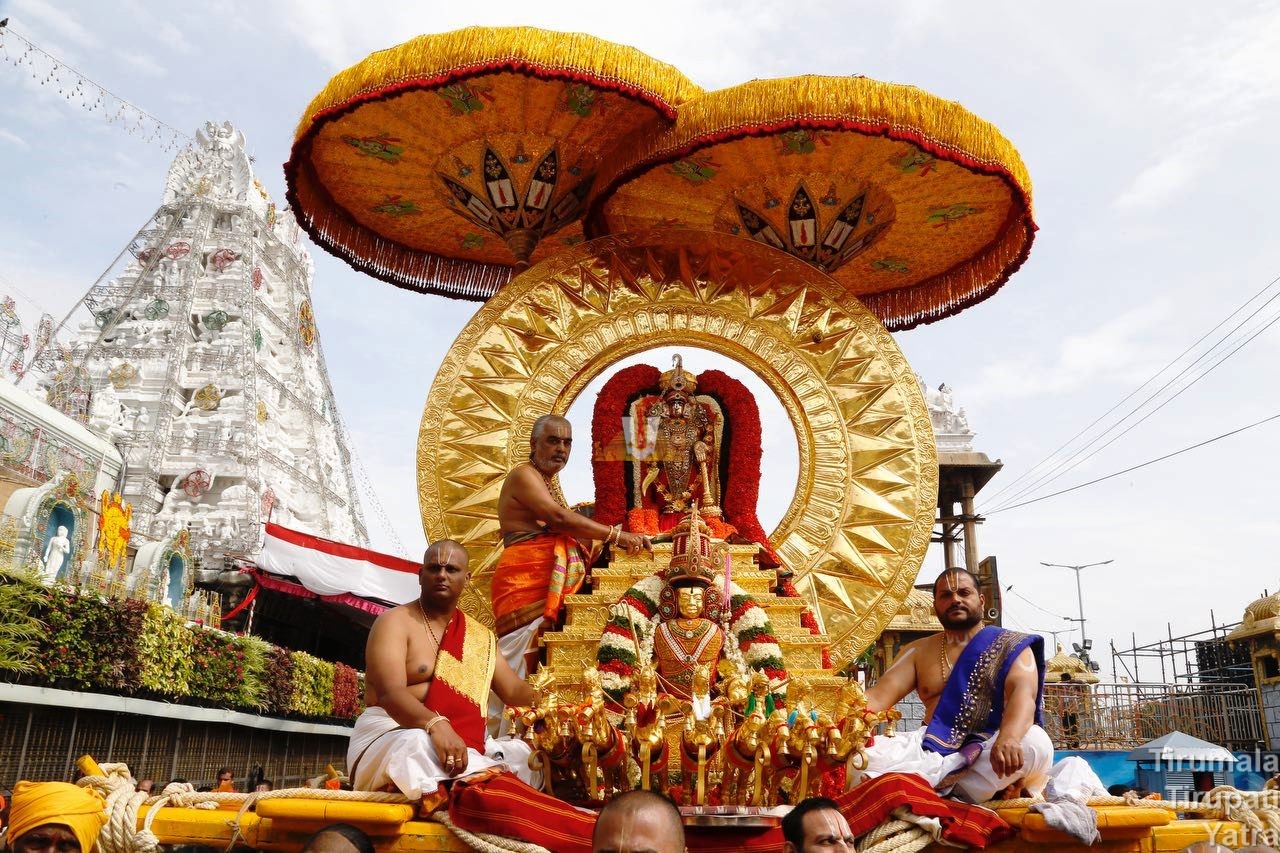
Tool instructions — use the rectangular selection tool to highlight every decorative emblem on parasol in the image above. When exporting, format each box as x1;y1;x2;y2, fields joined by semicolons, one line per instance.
588;76;1035;330
285;26;701;299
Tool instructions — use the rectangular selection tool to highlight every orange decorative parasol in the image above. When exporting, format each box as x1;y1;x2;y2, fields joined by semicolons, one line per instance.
587;75;1035;330
285;26;701;299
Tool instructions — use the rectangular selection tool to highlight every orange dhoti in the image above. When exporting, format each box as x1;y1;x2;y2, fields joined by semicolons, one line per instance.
491;533;590;678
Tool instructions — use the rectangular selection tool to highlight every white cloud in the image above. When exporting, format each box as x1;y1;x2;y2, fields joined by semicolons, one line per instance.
0;128;30;149
1113;142;1201;210
961;305;1172;405
10;0;100;50
1113;6;1280;210
117;51;167;78
268;0;780;86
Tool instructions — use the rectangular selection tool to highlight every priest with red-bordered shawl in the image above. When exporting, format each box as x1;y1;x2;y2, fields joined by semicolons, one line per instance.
349;539;598;852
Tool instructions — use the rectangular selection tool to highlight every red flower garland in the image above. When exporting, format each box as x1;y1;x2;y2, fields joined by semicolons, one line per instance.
591;364;661;526
695;370;779;566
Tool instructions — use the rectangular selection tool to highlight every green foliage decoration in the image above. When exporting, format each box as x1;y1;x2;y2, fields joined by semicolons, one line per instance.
38;589;145;690
289;651;335;718
0;568;46;674
331;663;362;720
263;646;295;714
1;585;359;720
137;603;194;697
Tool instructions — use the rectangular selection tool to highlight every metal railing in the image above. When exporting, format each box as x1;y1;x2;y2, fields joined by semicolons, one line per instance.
1043;681;1264;751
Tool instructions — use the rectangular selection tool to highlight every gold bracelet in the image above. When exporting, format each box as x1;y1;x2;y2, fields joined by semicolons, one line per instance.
423;715;448;735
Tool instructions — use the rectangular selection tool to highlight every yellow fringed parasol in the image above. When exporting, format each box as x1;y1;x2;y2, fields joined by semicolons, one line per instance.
285;26;701;299
587;75;1036;330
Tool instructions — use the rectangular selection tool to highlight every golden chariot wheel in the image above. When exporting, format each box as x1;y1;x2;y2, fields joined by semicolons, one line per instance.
418;229;937;665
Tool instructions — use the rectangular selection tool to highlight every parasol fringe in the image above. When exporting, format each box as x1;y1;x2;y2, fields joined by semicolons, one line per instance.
286;26;701;299
286;162;513;300
862;214;1034;330
293;26;702;140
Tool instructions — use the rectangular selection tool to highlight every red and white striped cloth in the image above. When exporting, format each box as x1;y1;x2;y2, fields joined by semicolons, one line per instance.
255;523;420;612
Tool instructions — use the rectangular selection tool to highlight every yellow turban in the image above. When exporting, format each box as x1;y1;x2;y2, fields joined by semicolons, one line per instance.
7;781;107;853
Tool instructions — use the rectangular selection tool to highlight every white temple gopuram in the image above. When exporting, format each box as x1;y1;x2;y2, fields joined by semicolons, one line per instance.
40;121;367;572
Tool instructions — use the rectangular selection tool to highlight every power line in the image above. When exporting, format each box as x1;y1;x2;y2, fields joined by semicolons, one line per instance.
982;272;1280;509
988;300;1280;513
1004;584;1072;620
0;22;190;152
988;289;1280;507
988;410;1280;515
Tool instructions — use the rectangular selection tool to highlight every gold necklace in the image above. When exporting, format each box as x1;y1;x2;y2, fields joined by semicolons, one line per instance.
939;639;952;681
527;459;566;508
416;601;442;648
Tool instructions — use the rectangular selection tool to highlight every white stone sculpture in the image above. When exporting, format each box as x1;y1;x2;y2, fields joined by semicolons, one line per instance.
41;525;71;581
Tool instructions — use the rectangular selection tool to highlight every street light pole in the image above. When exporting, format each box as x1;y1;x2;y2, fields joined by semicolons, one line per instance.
1039;559;1113;650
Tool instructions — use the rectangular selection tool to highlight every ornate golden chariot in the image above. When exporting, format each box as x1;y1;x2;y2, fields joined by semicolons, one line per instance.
286;25;1035;809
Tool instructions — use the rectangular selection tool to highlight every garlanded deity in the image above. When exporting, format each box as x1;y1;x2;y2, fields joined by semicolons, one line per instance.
589;353;781;565
622;356;740;541
638;356;720;522
654;583;725;700
650;508;729;700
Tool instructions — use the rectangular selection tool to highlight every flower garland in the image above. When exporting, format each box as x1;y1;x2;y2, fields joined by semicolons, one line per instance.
591;364;661;526
597;574;786;705
694;369;780;567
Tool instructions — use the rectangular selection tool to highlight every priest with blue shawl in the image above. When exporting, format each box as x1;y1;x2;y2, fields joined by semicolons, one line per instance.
857;567;1054;802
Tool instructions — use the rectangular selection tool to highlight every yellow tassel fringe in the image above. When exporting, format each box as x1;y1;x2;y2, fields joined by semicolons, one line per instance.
598;74;1033;213
293;26;703;140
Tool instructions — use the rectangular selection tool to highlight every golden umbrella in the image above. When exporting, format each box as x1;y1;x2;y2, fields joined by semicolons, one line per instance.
285;26;701;299
587;75;1035;330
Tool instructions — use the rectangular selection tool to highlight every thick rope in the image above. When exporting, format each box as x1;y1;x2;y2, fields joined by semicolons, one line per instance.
432;809;551;853
855;818;932;853
76;764;164;853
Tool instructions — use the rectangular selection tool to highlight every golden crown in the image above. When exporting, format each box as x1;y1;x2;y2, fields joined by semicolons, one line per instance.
661;504;719;586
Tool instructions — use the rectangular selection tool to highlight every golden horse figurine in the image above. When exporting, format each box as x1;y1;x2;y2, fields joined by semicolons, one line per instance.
507;667;575;793
679;663;726;806
576;667;624;800
624;656;679;793
722;670;771;805
784;676;824;801
761;707;792;806
821;679;873;789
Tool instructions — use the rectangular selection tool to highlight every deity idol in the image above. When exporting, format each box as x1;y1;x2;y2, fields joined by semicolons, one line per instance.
650;509;729;700
590;354;779;565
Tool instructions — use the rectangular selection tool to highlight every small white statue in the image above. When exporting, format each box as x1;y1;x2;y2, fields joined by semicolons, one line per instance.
42;525;71;581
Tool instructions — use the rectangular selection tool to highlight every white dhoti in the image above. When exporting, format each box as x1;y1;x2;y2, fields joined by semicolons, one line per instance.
487;617;544;738
348;706;538;799
856;725;1054;803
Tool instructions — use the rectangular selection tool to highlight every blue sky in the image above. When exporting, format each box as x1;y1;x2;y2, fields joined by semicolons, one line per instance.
2;0;1279;677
